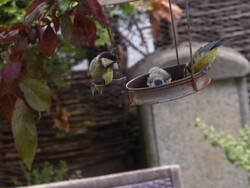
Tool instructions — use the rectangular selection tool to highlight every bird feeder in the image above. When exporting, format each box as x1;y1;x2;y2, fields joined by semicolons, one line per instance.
124;0;212;105
126;64;211;105
100;0;211;105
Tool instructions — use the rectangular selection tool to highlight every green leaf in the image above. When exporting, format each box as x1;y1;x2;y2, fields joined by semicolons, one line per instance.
11;99;37;169
119;2;135;16
19;78;52;111
94;22;109;46
0;0;10;6
22;48;45;79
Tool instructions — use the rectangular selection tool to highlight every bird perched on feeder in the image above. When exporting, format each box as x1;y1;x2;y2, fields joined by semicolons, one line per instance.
89;51;118;95
185;38;233;75
147;66;172;87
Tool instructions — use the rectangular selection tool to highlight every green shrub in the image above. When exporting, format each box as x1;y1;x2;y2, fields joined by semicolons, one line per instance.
11;161;83;186
195;118;250;187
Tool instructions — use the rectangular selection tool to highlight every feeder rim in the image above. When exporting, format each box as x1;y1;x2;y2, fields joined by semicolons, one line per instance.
126;69;207;91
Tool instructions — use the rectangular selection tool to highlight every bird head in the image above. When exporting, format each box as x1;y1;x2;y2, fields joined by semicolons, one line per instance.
150;76;172;87
99;52;117;69
147;66;172;87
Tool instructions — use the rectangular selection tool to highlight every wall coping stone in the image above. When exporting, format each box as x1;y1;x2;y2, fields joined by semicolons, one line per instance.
128;42;250;80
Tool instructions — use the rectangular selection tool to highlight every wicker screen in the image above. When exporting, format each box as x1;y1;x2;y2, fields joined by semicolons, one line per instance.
0;71;138;187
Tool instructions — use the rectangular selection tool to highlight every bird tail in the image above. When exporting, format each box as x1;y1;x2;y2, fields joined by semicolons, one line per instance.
212;38;234;49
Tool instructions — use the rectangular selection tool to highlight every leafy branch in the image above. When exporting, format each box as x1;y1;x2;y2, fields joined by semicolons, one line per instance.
196;118;250;187
0;0;108;169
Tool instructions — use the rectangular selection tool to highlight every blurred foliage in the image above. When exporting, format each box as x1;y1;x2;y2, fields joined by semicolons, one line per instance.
46;39;86;88
95;22;109;46
11;161;83;186
196;118;250;187
0;0;113;87
119;2;136;16
0;0;29;27
0;1;137;84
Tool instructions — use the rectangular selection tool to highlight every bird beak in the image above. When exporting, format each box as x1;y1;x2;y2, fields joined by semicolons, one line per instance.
166;79;172;84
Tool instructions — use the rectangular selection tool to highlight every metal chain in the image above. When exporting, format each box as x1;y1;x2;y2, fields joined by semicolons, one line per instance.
168;0;180;64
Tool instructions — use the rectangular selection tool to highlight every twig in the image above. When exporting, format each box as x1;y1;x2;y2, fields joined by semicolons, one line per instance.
134;19;149;54
121;33;146;56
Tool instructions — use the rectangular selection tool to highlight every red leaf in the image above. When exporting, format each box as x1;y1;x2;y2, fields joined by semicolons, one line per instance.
26;0;47;15
0;81;8;98
39;25;57;56
0;24;27;45
80;0;106;25
0;94;17;122
10;37;28;61
36;24;43;41
9;23;27;35
2;62;22;85
0;26;6;33
0;30;19;44
73;14;97;47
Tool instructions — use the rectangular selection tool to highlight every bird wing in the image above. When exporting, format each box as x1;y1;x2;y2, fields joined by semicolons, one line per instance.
89;57;97;74
188;38;233;73
89;57;106;85
192;48;217;73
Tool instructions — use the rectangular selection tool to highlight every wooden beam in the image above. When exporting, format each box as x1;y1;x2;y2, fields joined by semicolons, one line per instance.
98;0;138;6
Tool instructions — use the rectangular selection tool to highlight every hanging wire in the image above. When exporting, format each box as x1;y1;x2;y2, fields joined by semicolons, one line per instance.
105;20;116;50
185;0;193;64
168;0;180;64
101;7;120;59
185;0;198;91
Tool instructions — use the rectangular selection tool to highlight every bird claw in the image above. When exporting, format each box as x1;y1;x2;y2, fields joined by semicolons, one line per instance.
111;77;127;86
90;84;96;96
184;65;192;77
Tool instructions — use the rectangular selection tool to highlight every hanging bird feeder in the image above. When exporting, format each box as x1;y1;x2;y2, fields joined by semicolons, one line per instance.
126;64;211;105
125;0;212;105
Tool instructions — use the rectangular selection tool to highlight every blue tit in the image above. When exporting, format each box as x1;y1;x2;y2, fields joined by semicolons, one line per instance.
89;51;118;95
147;66;172;87
186;38;233;75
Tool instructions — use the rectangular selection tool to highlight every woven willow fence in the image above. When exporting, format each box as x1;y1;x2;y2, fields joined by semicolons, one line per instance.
175;0;250;103
176;0;250;58
0;71;138;187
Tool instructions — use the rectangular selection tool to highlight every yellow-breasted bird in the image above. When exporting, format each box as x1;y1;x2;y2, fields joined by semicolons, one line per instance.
147;66;172;87
185;38;233;75
89;51;118;95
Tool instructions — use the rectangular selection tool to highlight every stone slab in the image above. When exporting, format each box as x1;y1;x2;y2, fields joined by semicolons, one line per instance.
152;79;248;188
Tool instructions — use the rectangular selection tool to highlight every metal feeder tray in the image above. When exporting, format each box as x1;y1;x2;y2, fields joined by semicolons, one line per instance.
126;64;211;105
